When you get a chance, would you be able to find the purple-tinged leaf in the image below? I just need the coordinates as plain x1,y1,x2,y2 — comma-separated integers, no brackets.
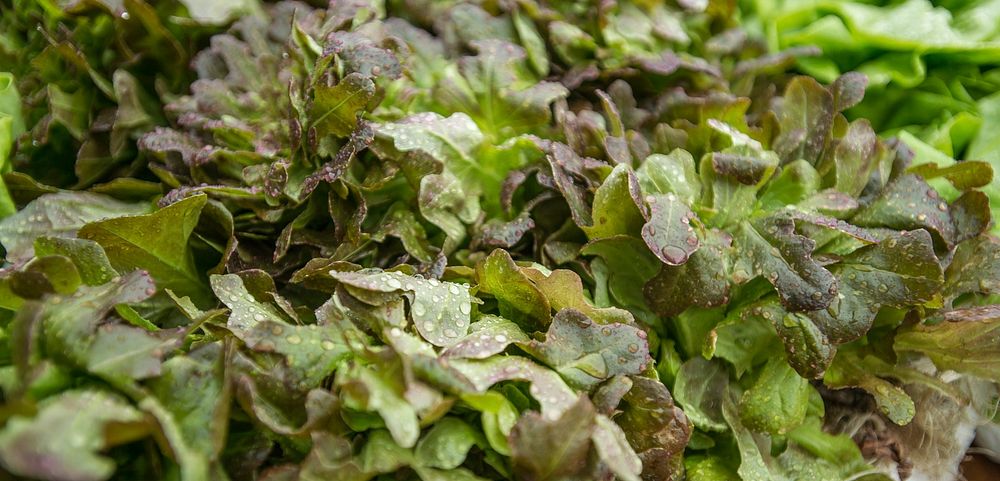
518,309,651,390
829,72,868,112
774,76,835,164
642,194,700,265
733,215,837,312
644,228,732,318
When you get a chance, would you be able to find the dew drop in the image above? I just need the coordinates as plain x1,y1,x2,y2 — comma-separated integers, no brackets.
448,284,462,295
270,325,284,336
321,340,336,351
412,302,426,316
286,335,302,345
494,334,507,343
660,245,686,263
444,328,458,338
386,278,403,289
459,303,471,315
253,313,267,322
627,343,639,353
423,322,436,332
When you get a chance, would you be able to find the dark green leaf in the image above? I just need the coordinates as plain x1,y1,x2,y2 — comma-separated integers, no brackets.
415,417,479,470
581,236,661,313
738,357,810,435
851,174,954,249
808,230,942,343
79,195,208,303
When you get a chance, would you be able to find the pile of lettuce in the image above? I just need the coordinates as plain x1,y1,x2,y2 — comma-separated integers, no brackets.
742,0,1000,235
0,1,998,480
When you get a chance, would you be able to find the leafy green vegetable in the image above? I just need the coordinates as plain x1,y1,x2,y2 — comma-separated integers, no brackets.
0,390,149,481
0,1,997,480
509,396,597,481
738,358,811,435
895,306,1000,383
518,308,650,390
0,192,149,264
79,195,208,302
